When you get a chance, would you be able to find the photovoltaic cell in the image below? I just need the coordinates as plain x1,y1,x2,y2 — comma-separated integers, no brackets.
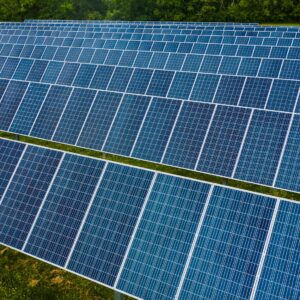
238,58,261,76
103,94,151,156
0,80,28,130
126,69,153,94
197,106,251,177
108,67,133,92
234,111,291,185
118,174,210,300
56,62,80,85
147,70,174,97
0,57,19,78
168,72,196,99
132,98,181,162
73,64,97,88
24,154,105,266
90,65,114,90
53,88,96,145
68,163,153,286
179,187,275,300
0,146,62,249
26,60,48,82
0,139,25,199
163,102,214,169
13,59,34,80
41,61,63,84
30,85,72,140
9,83,49,135
255,201,300,300
77,91,123,150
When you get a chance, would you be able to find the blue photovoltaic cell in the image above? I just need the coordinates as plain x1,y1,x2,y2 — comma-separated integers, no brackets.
108,67,133,92
190,74,220,102
239,78,272,109
197,106,251,177
200,55,222,73
179,187,275,300
134,52,152,68
0,139,25,198
132,98,181,162
90,65,114,90
266,80,300,113
280,60,300,80
118,174,210,300
0,57,19,78
41,61,64,84
234,111,291,185
218,56,240,75
68,163,153,286
13,59,34,80
77,91,123,150
119,51,137,67
105,50,122,65
147,70,174,97
149,52,168,69
163,102,214,169
30,86,72,140
165,54,185,71
26,60,48,82
255,201,300,300
258,59,282,78
9,83,49,135
275,115,300,192
53,88,96,145
182,54,202,72
126,69,153,94
73,64,97,88
168,72,196,99
0,78,9,98
0,80,28,130
103,94,151,156
24,154,105,266
214,76,245,105
238,58,261,77
0,146,62,250
56,63,80,85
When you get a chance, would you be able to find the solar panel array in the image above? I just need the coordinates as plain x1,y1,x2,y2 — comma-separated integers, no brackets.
0,138,299,300
0,20,299,193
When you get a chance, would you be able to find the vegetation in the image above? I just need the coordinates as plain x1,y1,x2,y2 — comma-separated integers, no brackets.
0,0,299,23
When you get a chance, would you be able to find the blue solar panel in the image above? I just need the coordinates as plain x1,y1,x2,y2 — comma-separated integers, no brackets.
126,69,153,94
103,95,151,156
197,106,251,177
0,78,9,98
190,74,220,102
214,76,245,105
168,72,196,99
182,54,202,72
0,139,25,198
77,91,122,150
162,102,214,169
9,83,49,135
41,61,63,84
238,58,261,76
108,67,133,92
178,187,275,300
73,64,97,88
266,80,300,113
52,88,97,145
200,55,222,73
13,59,34,80
0,80,28,131
218,56,241,75
68,163,153,286
149,52,169,69
56,62,80,85
239,78,272,109
30,85,72,140
280,60,300,80
275,115,300,192
147,70,174,97
117,174,210,300
132,98,181,162
255,201,300,300
90,65,114,90
0,57,19,78
0,146,62,249
24,154,105,266
234,111,291,185
258,59,282,78
26,60,48,81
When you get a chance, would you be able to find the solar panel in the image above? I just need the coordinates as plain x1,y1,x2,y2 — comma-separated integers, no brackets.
0,138,299,300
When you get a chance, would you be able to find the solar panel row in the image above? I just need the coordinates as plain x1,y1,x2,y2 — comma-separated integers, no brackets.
0,138,299,300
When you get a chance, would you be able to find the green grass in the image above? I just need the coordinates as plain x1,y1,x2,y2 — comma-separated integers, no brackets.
0,245,132,300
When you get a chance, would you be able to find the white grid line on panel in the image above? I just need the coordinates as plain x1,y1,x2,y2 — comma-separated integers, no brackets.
249,199,280,300
0,74,10,104
264,78,274,109
21,152,66,251
64,161,108,268
236,76,248,106
211,75,222,103
113,172,158,288
0,144,28,205
174,185,214,300
231,109,254,177
179,53,188,72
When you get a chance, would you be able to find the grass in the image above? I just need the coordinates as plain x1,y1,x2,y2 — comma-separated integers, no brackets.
0,245,132,300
